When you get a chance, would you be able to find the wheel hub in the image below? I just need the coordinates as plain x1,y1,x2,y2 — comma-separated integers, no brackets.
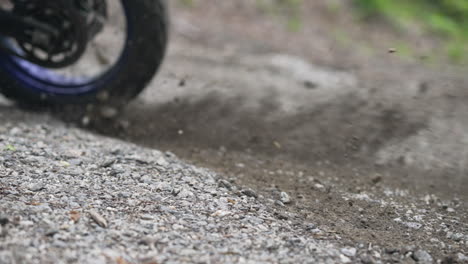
11,0,106,68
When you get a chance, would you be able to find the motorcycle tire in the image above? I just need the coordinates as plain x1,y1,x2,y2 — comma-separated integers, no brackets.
0,0,168,107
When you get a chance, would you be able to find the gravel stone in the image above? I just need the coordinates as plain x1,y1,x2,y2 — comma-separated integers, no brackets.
217,179,232,190
404,221,422,230
0,216,9,226
29,183,45,192
68,159,82,166
412,249,433,264
450,232,465,242
341,247,357,257
457,253,468,262
339,254,351,263
100,158,116,168
275,200,285,207
99,106,118,119
359,254,376,264
280,191,292,204
241,188,258,198
89,210,108,228
274,211,289,220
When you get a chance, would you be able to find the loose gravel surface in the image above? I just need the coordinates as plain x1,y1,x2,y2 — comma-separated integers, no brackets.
1,108,467,263
0,112,347,264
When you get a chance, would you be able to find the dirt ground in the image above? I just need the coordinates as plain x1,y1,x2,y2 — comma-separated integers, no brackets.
81,1,468,262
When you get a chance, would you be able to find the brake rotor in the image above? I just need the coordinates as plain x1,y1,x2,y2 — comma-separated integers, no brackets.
12,0,106,68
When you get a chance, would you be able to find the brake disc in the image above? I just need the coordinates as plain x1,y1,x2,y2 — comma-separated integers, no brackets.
11,0,106,68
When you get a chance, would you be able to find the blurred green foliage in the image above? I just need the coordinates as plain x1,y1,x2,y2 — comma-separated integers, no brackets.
176,0,467,62
178,0,194,7
354,0,468,62
255,0,303,31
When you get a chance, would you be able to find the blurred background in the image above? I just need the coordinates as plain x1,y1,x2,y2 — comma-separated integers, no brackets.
173,0,468,64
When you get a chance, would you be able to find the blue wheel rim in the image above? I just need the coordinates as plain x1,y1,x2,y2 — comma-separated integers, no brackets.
0,0,131,96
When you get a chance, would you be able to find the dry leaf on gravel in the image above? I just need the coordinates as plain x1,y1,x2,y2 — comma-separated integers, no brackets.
116,256,131,264
70,210,81,222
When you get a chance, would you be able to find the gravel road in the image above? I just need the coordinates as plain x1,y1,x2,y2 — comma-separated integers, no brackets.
0,110,350,264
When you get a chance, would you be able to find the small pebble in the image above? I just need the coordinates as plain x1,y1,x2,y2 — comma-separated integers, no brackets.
29,183,45,192
280,192,291,204
412,249,433,263
457,253,468,262
341,247,357,257
0,216,9,226
100,106,118,119
241,188,258,198
218,180,232,190
89,210,108,228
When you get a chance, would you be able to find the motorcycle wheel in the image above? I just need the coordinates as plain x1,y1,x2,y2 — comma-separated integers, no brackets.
0,0,168,107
